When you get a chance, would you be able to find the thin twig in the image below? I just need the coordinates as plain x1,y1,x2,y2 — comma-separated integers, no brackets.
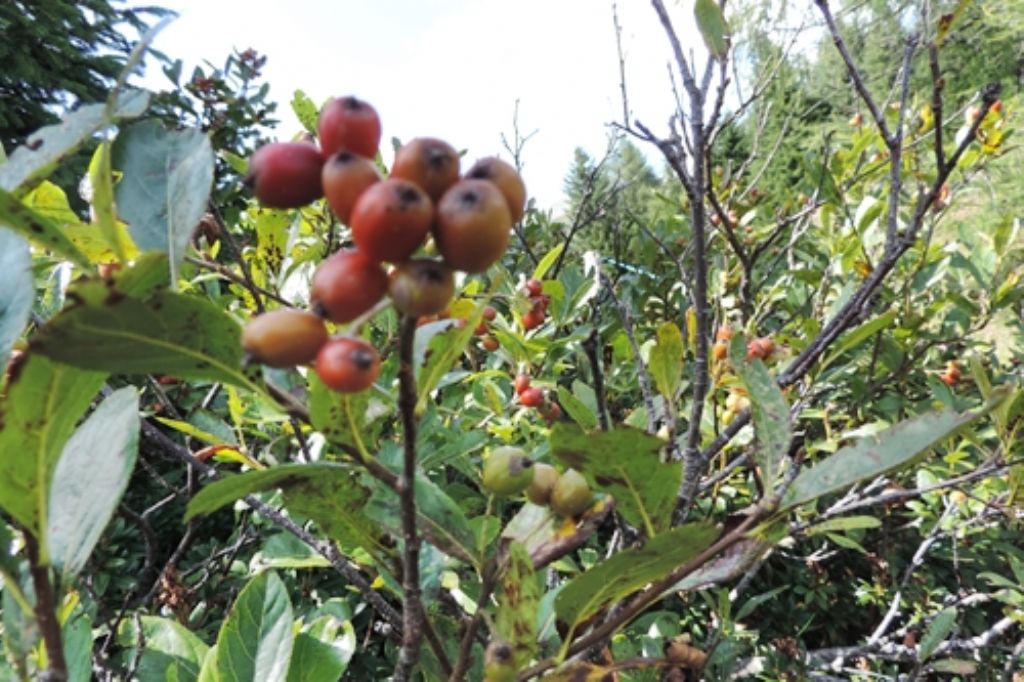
25,533,68,681
394,315,425,681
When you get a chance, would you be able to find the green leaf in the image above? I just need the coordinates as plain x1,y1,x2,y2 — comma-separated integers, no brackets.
532,244,564,281
61,606,92,682
184,463,391,562
821,310,897,371
22,181,139,264
694,0,730,59
154,417,228,446
729,337,790,492
930,659,976,674
554,523,717,632
196,645,217,682
366,472,479,566
0,187,92,269
286,632,349,682
0,354,105,536
556,386,598,431
648,322,684,400
116,615,210,682
734,586,788,621
824,532,867,554
309,374,384,452
550,423,679,534
87,140,133,263
806,516,881,535
782,403,995,511
30,281,261,392
290,90,320,135
2,566,36,669
112,120,214,282
495,542,540,669
417,283,501,413
501,502,558,561
257,534,331,571
0,229,32,369
214,572,294,682
0,89,150,195
46,387,139,579
918,607,957,660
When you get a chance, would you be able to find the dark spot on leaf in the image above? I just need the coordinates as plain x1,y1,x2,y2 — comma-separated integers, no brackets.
595,474,626,487
104,290,125,306
27,138,43,150
557,450,586,468
29,222,44,233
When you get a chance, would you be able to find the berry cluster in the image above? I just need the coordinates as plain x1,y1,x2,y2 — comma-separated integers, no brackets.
241,96,525,392
481,447,593,518
513,372,562,422
473,305,500,351
521,278,550,330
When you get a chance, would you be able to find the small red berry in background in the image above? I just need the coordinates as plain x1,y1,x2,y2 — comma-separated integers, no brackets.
514,373,531,396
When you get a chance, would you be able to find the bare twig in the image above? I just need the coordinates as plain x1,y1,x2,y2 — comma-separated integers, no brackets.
394,315,425,681
138,420,404,633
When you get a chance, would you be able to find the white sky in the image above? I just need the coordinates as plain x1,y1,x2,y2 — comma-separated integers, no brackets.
136,0,703,212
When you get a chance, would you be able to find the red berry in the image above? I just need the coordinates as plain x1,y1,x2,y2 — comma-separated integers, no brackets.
482,335,500,352
522,308,545,331
318,96,381,159
315,337,381,392
525,279,543,297
390,137,461,201
246,142,324,208
514,373,531,395
350,179,434,263
520,387,544,407
482,306,498,322
321,151,381,224
311,249,388,323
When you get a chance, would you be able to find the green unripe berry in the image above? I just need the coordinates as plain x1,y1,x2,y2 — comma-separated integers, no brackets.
550,468,593,517
482,447,534,497
526,463,559,506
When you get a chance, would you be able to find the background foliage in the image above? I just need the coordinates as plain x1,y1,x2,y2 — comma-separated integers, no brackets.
1,0,1023,680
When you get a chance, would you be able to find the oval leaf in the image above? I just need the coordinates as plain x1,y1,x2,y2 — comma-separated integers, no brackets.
550,423,680,534
0,90,149,194
112,120,214,280
729,335,790,492
30,281,260,392
0,228,32,368
0,354,106,535
495,542,540,668
695,0,730,59
554,523,718,631
46,387,139,579
648,322,684,400
214,571,294,682
116,615,209,682
0,187,92,269
782,403,996,511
